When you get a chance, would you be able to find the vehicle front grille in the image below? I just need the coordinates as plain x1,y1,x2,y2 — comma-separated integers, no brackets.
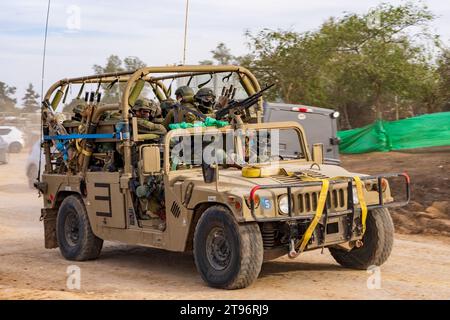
297,187,347,214
271,173,348,215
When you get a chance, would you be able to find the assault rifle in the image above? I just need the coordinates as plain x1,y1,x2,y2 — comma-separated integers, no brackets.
215,84,275,120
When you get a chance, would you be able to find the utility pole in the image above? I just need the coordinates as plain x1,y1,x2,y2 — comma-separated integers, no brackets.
182,0,190,65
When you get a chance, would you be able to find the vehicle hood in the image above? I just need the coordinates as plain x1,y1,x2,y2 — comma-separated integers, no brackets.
181,163,366,197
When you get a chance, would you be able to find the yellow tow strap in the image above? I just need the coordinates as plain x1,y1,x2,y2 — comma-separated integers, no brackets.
298,179,329,253
296,175,368,253
244,169,369,253
353,176,368,234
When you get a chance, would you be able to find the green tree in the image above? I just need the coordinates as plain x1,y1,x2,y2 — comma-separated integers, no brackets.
211,43,235,65
93,54,124,74
320,2,435,121
199,59,214,65
242,2,438,127
123,56,146,71
22,83,40,113
0,81,17,113
437,48,450,111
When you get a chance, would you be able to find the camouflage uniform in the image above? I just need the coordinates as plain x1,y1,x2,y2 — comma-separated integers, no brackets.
160,98,176,118
133,99,167,137
132,99,167,221
163,86,204,130
63,99,87,126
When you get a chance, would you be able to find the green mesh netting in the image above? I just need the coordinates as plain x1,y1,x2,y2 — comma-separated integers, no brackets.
338,112,450,154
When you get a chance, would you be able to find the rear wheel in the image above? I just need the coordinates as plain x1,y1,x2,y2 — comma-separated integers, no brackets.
9,142,22,153
329,208,394,269
193,205,263,289
56,195,103,261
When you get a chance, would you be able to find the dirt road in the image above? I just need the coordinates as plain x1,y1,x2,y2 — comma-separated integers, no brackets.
1,152,450,300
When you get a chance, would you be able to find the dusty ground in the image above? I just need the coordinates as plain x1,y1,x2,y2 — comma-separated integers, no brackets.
341,149,450,236
0,151,450,300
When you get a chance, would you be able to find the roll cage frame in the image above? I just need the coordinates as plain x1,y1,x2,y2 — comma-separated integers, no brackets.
42,65,263,176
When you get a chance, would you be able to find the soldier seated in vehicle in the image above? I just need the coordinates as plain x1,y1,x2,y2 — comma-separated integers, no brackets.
160,98,176,118
162,86,205,130
149,101,164,125
133,98,167,139
131,99,167,221
62,100,87,131
194,87,216,116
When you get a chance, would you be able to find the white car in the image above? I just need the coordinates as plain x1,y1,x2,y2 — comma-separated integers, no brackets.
26,141,44,188
0,126,25,153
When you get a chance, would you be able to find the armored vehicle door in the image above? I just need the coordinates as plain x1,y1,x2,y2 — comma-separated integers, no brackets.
85,172,126,229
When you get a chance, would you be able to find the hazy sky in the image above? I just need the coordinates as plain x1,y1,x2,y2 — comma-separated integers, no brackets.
1,0,449,102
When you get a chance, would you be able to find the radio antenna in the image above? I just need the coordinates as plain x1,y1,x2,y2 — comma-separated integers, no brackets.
37,0,51,187
41,0,51,99
182,0,190,65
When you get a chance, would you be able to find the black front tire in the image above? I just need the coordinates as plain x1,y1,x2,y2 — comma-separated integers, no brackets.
193,205,263,289
56,195,103,261
329,208,394,269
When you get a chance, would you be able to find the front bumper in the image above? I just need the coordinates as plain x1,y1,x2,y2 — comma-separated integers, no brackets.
249,173,411,223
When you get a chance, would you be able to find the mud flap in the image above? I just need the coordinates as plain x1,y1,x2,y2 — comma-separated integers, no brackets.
41,209,58,249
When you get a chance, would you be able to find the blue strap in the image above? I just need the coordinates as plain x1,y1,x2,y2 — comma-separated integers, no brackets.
44,133,119,141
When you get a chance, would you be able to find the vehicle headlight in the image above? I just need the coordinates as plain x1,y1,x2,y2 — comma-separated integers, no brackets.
352,187,359,205
278,195,290,215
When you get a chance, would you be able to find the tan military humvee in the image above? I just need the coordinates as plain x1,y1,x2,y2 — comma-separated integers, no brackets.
36,65,410,289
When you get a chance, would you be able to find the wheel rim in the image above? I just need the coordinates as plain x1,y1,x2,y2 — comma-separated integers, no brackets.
206,227,231,271
64,211,80,247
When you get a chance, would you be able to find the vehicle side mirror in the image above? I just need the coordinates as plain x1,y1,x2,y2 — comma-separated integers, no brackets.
312,143,324,164
141,145,161,174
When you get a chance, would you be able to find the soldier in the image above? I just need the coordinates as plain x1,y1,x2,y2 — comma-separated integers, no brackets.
132,98,167,138
162,86,205,130
194,87,216,115
160,98,176,118
131,99,167,221
148,100,164,125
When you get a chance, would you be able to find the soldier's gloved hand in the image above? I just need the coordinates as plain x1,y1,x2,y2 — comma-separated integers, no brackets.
216,85,237,109
216,95,229,110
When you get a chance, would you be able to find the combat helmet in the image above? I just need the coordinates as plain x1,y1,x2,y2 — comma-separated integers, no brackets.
195,87,216,105
194,87,216,113
132,98,153,112
175,86,195,102
72,99,87,115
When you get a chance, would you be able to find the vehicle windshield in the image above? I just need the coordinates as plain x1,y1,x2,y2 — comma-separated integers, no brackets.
168,127,305,171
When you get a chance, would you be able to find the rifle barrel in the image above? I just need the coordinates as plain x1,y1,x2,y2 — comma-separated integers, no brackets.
215,84,274,119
